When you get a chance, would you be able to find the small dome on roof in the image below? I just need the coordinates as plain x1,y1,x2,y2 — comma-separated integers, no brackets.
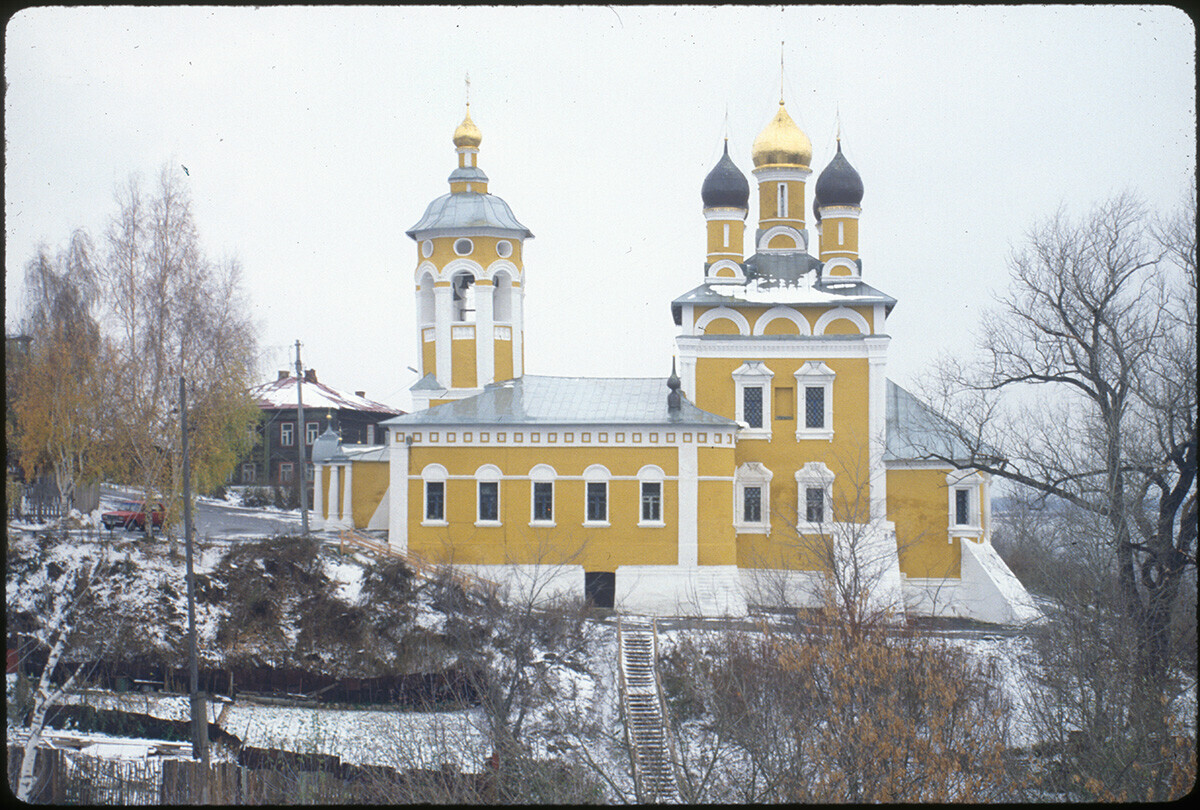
701,141,750,209
751,100,812,167
453,106,482,148
814,140,864,208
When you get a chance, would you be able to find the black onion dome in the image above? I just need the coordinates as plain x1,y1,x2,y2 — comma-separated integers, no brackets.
701,141,750,209
814,141,864,207
812,193,822,223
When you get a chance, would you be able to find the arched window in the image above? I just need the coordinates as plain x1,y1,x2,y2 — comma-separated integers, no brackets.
493,271,513,323
451,271,476,322
529,464,556,526
583,464,611,526
637,465,666,527
418,272,436,325
421,464,448,525
475,464,502,526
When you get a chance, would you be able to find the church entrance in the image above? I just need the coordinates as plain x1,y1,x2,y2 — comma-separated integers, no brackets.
584,571,616,608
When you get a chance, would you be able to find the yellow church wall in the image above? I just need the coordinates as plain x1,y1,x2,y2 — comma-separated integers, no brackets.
703,317,742,335
421,337,436,380
425,235,523,269
450,336,477,389
886,468,961,579
757,180,806,222
494,337,514,381
692,354,874,571
697,445,737,565
318,467,333,518
706,219,745,256
404,444,684,571
350,461,390,528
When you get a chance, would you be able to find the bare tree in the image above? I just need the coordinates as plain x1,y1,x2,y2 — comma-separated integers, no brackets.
13,555,105,801
101,165,259,539
922,192,1196,698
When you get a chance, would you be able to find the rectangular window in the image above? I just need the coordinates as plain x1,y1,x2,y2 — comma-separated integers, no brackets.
279,462,294,483
805,386,825,429
744,387,763,428
743,486,762,523
306,422,319,444
241,463,256,484
775,386,794,420
305,463,314,481
478,481,499,522
955,489,970,526
426,481,445,521
641,482,662,522
806,487,825,524
723,222,730,247
586,482,607,522
280,422,294,446
533,482,553,522
778,182,788,217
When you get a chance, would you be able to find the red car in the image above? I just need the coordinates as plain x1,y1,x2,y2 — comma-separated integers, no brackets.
102,501,166,531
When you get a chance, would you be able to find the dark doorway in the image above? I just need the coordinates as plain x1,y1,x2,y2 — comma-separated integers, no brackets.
584,571,616,608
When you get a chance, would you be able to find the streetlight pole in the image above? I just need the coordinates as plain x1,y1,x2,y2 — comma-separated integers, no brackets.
295,341,309,536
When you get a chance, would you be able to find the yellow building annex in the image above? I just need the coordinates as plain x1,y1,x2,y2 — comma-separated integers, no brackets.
311,96,1040,622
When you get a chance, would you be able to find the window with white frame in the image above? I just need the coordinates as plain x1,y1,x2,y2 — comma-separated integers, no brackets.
280,422,294,446
637,465,666,527
734,462,772,532
279,462,294,483
732,362,774,438
583,464,611,526
306,422,319,444
529,464,556,526
475,464,501,525
795,461,835,531
422,464,448,525
946,470,984,537
241,463,256,484
794,361,835,440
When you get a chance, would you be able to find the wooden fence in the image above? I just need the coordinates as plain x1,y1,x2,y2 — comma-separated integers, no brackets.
8,745,490,804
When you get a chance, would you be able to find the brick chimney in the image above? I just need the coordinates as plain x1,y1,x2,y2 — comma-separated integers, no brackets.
304,369,317,383
355,391,366,398
277,370,289,380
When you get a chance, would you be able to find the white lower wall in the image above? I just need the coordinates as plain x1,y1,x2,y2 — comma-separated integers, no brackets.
902,541,1042,624
615,565,748,617
457,564,585,608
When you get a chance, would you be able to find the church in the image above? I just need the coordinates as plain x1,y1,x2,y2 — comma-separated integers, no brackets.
310,94,1040,623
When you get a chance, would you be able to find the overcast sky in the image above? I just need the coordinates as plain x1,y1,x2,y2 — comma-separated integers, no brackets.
5,5,1195,409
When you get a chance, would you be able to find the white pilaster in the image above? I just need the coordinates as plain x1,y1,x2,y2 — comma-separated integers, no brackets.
434,285,453,387
341,463,354,527
865,336,890,522
511,286,524,378
475,282,494,387
312,463,325,529
388,438,409,553
327,466,341,528
678,442,699,566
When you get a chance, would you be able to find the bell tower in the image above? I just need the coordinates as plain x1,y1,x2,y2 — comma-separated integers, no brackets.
406,104,534,408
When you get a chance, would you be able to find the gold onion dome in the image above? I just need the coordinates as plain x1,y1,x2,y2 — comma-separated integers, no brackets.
452,106,482,148
751,100,812,167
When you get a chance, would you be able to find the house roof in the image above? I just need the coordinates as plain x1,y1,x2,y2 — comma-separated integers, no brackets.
672,275,896,324
251,375,403,415
885,380,993,463
382,375,738,428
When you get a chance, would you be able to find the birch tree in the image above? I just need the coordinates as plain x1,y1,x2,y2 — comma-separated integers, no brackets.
12,231,117,512
102,165,259,536
15,557,104,802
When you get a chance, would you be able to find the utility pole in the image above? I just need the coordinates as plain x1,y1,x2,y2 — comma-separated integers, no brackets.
295,340,310,536
180,377,209,790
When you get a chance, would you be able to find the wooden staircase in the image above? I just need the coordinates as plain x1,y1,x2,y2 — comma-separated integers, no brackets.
618,618,680,803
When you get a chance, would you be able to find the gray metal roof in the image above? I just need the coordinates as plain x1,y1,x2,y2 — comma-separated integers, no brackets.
885,380,982,462
410,372,444,392
671,277,897,325
382,375,738,428
406,191,533,239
